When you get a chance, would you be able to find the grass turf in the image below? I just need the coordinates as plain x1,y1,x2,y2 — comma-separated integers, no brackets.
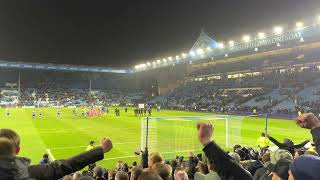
0,107,311,169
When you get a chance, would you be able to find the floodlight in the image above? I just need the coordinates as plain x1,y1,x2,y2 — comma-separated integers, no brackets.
163,58,167,62
217,43,224,48
152,61,156,64
225,53,228,57
156,59,161,63
229,41,235,47
258,32,266,39
168,57,173,61
135,65,139,69
242,35,251,42
146,62,151,66
189,51,196,56
274,26,283,35
181,53,187,58
176,55,180,60
196,48,204,55
296,22,304,29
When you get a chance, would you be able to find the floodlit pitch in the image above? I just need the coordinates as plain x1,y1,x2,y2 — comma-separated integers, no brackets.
0,107,311,168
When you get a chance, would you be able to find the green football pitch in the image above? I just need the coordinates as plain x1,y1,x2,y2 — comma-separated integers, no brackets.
0,107,311,169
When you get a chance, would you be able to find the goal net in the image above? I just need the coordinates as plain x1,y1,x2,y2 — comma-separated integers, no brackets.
141,115,243,159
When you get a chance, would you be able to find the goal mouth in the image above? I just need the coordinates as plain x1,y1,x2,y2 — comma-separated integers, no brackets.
141,115,243,160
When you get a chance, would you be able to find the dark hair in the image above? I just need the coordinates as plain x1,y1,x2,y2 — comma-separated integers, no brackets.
151,163,171,180
0,137,14,155
233,144,242,152
132,161,137,166
131,166,143,180
199,162,209,174
43,153,49,158
0,129,20,147
138,171,162,180
115,171,129,180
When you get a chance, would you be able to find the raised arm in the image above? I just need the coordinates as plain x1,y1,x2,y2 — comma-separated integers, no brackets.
267,135,286,149
197,123,253,180
296,113,320,155
29,138,112,180
294,139,310,149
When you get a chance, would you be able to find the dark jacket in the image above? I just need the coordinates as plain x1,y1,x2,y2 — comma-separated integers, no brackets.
311,127,320,155
247,160,263,176
203,141,253,180
268,136,309,156
28,147,104,180
0,156,33,180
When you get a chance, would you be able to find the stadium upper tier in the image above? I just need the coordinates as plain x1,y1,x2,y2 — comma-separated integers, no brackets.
134,18,320,72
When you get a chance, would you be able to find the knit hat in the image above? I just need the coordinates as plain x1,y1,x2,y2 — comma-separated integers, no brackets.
270,149,293,165
272,158,292,180
290,155,320,180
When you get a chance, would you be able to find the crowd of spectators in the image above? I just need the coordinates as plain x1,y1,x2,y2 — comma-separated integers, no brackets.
154,69,320,117
1,113,320,180
0,82,144,107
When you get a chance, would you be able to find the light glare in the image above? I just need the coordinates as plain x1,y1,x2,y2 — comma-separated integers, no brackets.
242,35,251,42
274,26,283,35
258,32,266,39
296,22,304,28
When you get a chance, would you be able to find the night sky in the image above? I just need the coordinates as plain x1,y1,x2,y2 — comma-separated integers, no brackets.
0,0,319,67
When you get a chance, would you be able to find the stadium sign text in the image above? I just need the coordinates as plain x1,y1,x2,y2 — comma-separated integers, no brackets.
231,31,301,52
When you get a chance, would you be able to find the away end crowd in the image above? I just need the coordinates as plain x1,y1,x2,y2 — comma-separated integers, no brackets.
0,113,320,180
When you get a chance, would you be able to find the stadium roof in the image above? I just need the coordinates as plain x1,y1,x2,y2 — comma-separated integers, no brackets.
0,60,131,74
133,15,320,72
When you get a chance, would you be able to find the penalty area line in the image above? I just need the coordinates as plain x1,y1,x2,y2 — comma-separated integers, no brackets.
46,149,56,161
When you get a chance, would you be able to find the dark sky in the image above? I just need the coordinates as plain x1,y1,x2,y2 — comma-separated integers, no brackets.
0,0,319,68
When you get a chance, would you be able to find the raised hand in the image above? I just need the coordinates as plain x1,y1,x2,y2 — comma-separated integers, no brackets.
197,122,213,146
295,113,320,130
100,138,113,153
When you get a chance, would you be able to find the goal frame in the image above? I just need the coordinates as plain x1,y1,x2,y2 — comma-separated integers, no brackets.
140,116,231,153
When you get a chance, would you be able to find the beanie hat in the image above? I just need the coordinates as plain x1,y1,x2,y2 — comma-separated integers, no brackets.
272,158,292,180
290,155,320,180
270,149,293,165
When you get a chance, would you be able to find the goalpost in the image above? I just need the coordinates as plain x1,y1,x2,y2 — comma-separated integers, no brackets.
141,115,243,159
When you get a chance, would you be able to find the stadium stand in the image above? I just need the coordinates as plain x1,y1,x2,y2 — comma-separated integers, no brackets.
2,16,320,180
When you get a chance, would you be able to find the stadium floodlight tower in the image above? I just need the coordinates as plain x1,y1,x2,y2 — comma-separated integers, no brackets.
141,115,243,159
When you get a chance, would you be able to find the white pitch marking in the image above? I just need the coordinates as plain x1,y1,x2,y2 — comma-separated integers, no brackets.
46,149,56,161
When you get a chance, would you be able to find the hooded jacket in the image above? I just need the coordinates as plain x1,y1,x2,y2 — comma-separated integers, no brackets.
0,156,33,180
0,147,104,180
